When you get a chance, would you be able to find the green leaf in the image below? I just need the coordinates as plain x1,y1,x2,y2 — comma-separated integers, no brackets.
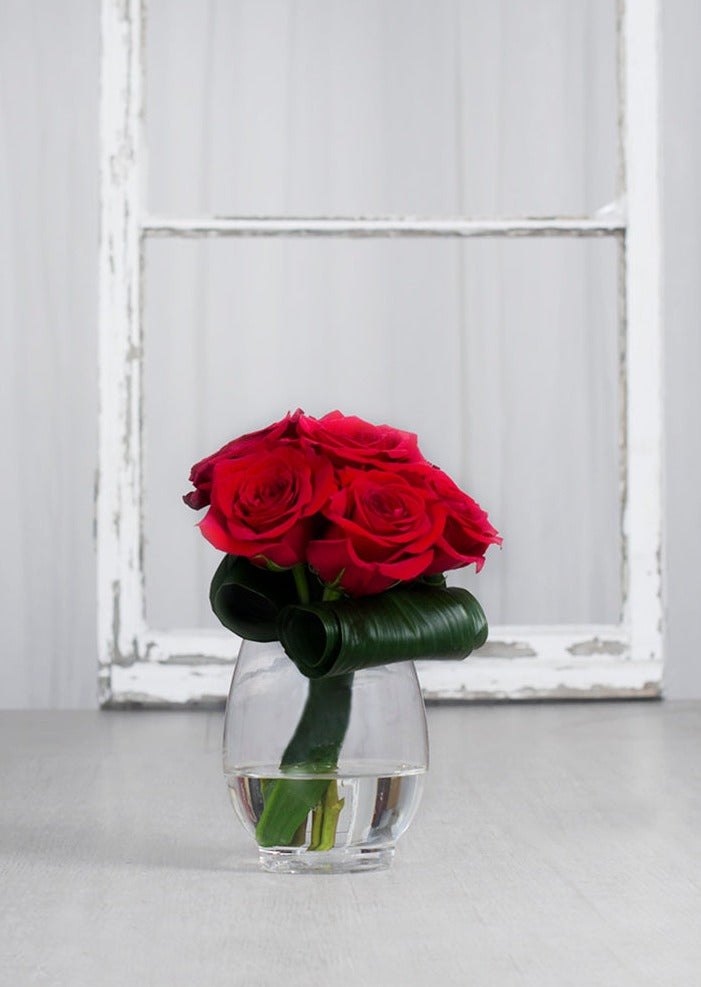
255,777,331,847
278,584,488,679
279,674,353,768
209,555,297,642
255,674,353,847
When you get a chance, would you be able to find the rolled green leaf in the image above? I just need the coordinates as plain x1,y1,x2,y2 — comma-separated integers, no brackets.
278,585,488,679
279,674,354,768
209,555,297,642
255,674,353,847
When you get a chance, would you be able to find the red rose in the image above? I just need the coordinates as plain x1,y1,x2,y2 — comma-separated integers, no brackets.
306,467,445,596
183,410,302,510
415,465,502,575
198,445,335,568
298,410,424,468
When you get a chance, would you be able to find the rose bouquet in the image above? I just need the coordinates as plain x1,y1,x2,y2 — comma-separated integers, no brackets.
185,409,500,855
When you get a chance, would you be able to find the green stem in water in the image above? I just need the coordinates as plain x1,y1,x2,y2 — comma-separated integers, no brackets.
290,816,309,847
314,780,345,852
255,569,351,850
307,781,345,852
255,777,330,848
309,801,324,851
255,674,353,848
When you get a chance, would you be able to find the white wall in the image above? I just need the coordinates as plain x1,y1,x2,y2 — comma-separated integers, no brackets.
0,1,98,707
0,1,697,706
142,0,621,637
661,0,701,699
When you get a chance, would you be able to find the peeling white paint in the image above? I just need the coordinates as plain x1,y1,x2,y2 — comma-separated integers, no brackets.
97,0,664,705
105,654,662,707
416,655,661,701
109,662,235,706
620,0,664,665
141,214,627,239
567,638,628,657
98,0,145,689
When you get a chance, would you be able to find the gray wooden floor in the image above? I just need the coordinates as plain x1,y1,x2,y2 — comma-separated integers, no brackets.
2,703,700,986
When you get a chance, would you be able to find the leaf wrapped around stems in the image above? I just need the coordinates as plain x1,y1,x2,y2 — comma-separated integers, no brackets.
255,674,353,847
278,585,488,679
209,555,297,642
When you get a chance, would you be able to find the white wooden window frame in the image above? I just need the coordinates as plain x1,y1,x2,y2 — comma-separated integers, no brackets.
98,0,663,705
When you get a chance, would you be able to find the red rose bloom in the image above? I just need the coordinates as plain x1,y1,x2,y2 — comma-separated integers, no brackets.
298,410,424,468
306,467,445,596
414,465,502,575
198,445,335,568
183,410,302,510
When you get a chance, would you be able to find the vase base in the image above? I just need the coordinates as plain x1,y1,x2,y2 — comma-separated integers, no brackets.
258,845,395,874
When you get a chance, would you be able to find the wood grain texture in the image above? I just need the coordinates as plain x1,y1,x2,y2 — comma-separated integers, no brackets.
97,0,146,704
102,0,662,704
0,1,700,705
144,237,622,633
104,0,630,703
142,0,621,636
661,0,701,699
145,0,617,218
0,1,99,708
2,704,701,985
143,216,626,237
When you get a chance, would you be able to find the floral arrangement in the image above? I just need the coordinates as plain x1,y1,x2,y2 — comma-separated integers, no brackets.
184,409,500,848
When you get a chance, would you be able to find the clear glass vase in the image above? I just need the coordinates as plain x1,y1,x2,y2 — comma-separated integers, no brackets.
223,639,428,873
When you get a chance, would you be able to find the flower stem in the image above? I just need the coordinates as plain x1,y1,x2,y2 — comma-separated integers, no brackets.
322,586,342,602
309,801,324,850
315,780,345,851
255,675,353,849
292,564,310,605
307,781,345,852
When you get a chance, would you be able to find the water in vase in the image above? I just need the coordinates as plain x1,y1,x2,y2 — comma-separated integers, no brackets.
227,764,425,872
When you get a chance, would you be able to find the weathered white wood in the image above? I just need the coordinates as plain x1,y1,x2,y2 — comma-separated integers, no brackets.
108,653,661,706
97,1,663,705
106,624,661,706
110,661,235,706
142,214,626,239
0,3,689,709
416,656,661,700
139,628,241,663
136,624,628,665
97,0,145,703
621,0,664,662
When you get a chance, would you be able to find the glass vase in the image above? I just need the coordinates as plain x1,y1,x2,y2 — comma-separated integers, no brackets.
223,638,428,873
